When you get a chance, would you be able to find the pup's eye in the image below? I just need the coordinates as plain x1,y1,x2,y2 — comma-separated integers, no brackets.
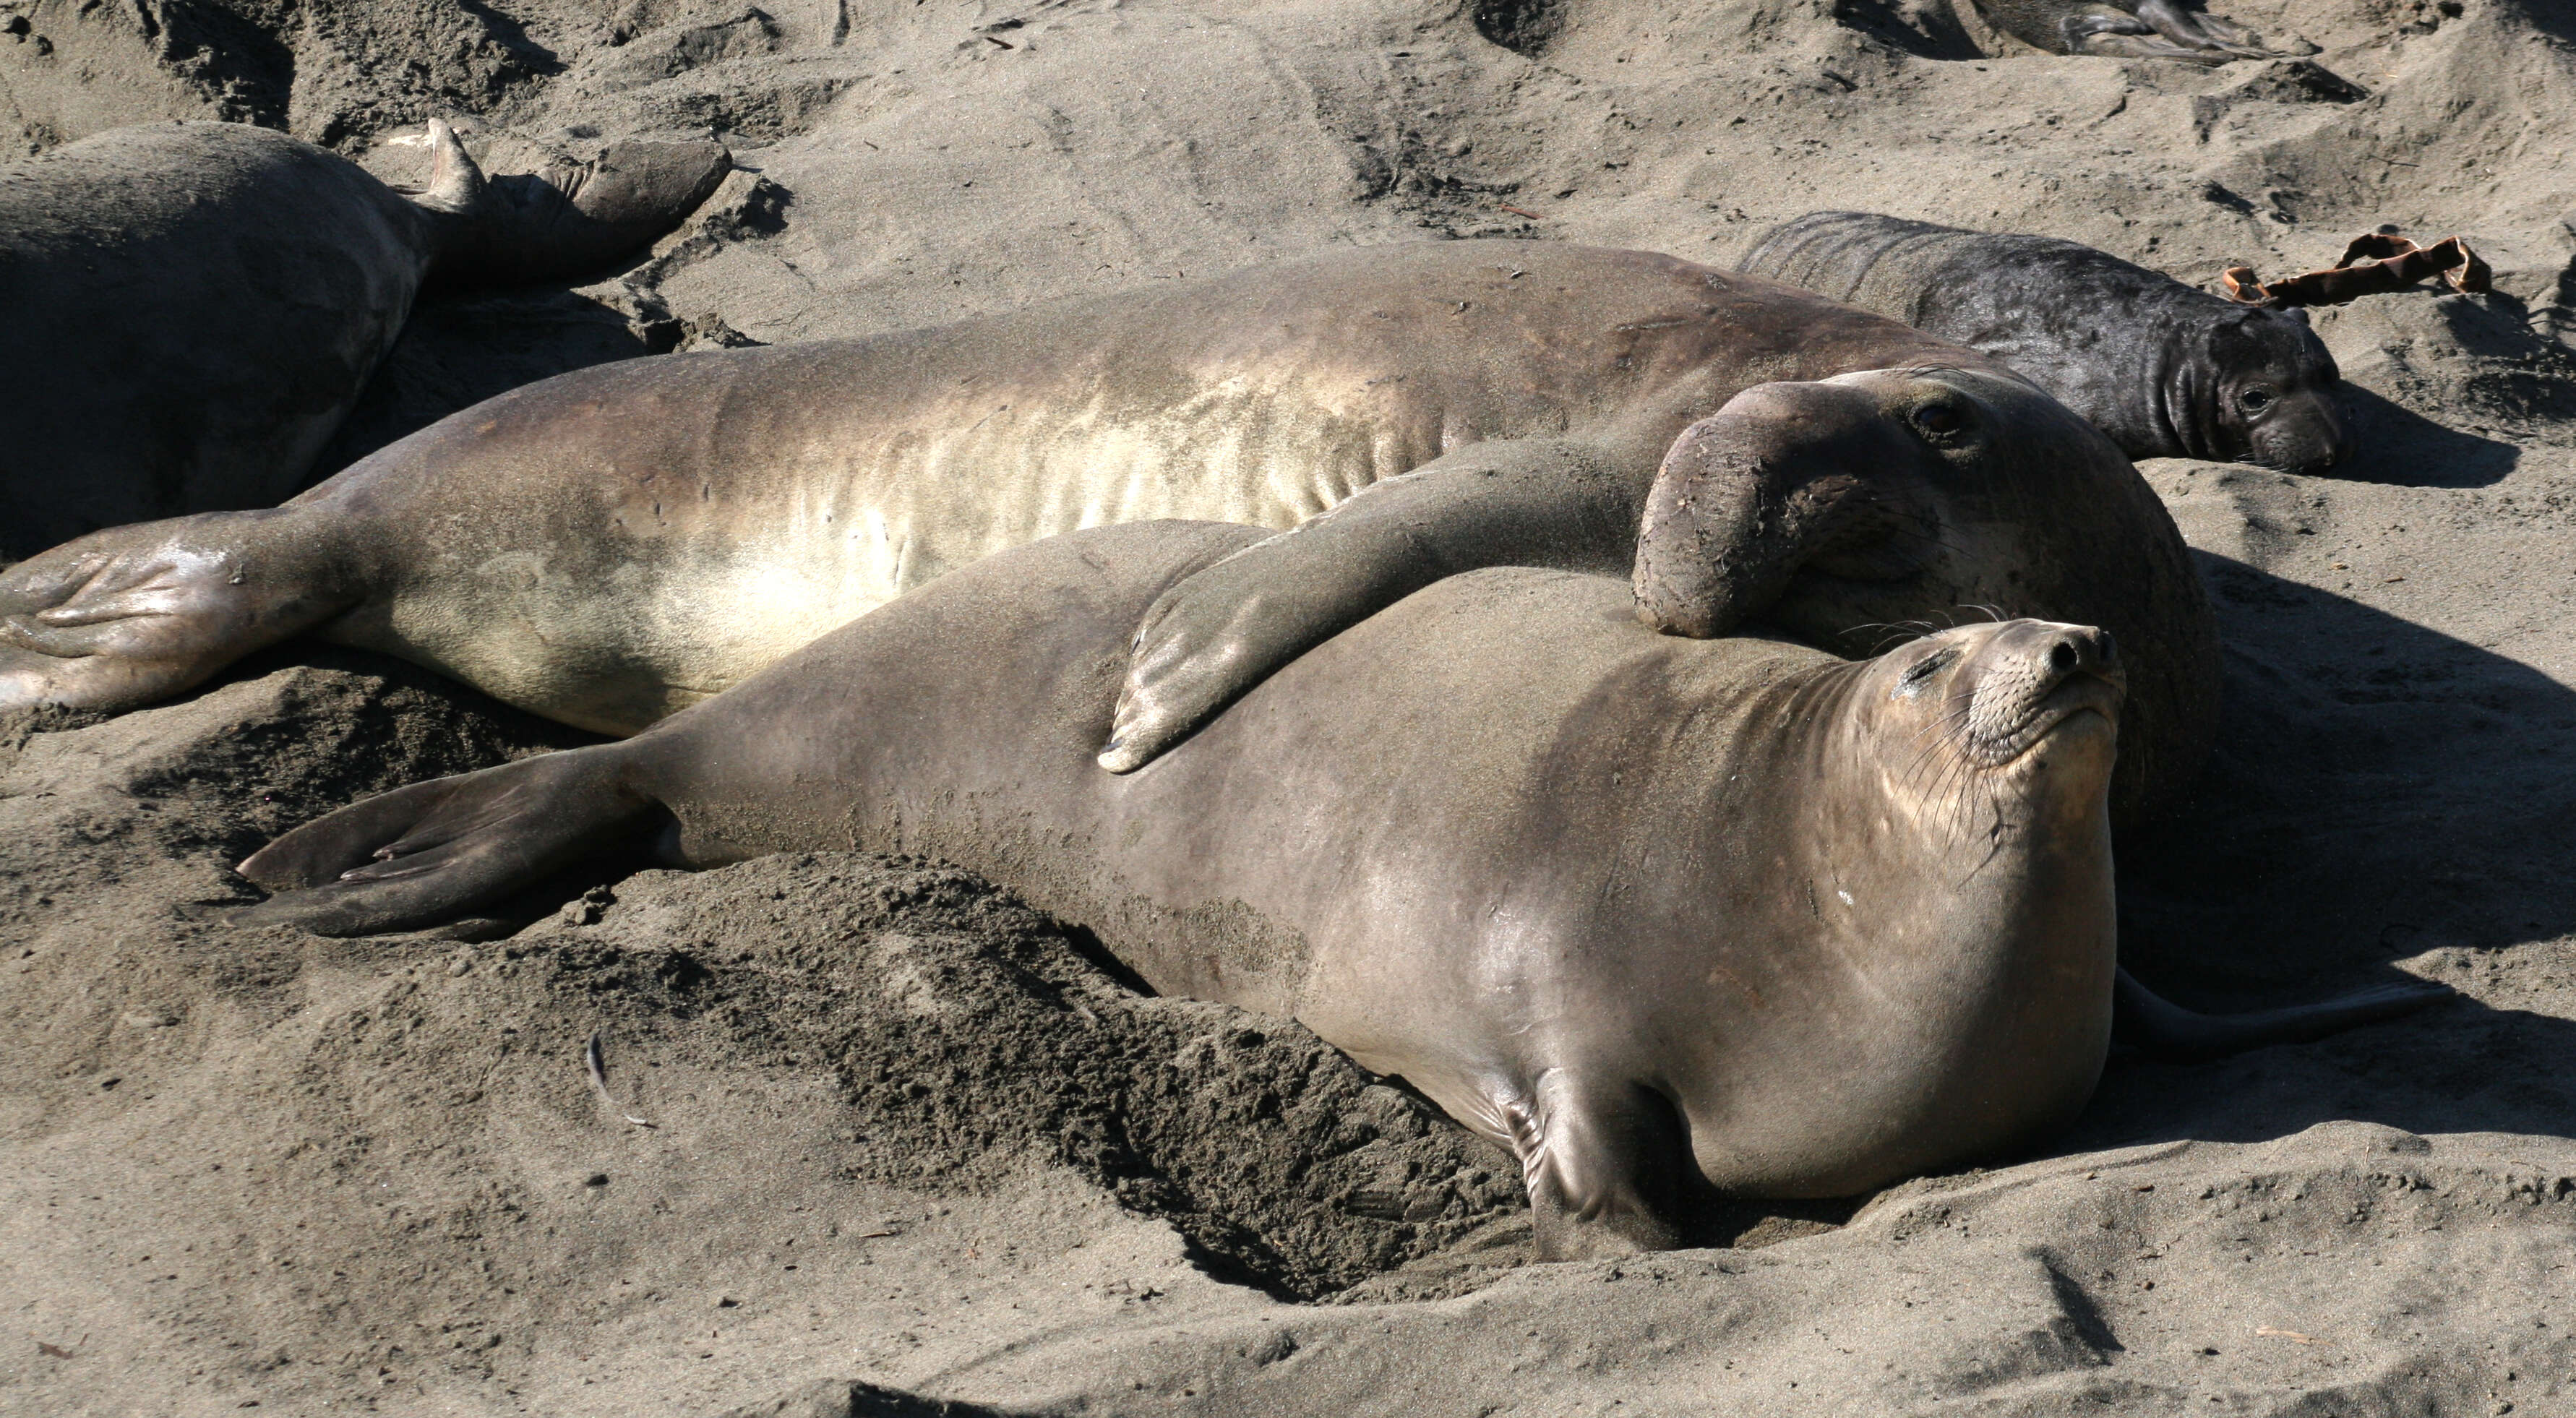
2241,387,2275,412
1911,403,1965,437
1897,648,1955,692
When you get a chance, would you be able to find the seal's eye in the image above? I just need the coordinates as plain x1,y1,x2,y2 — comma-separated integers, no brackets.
2241,387,2275,413
1910,403,1965,437
1894,647,1956,696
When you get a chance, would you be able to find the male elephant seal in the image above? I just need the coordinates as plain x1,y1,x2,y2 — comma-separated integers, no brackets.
0,119,727,557
1738,212,2348,473
0,241,2216,822
235,522,2444,1255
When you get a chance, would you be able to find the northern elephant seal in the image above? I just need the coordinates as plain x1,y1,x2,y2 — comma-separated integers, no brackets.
236,521,2444,1253
0,241,2216,822
0,119,727,556
1738,212,2348,473
239,521,2131,1256
1970,0,2290,61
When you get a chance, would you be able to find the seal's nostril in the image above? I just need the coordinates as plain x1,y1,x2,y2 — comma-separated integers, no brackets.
2049,643,2079,674
2096,631,2116,664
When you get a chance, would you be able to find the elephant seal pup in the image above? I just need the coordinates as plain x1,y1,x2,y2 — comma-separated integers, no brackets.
0,120,727,557
1971,0,2289,62
1737,212,2348,473
237,523,2445,1250
0,241,2215,823
239,521,2134,1258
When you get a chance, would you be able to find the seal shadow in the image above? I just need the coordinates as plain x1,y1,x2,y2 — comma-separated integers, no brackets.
2327,384,2519,488
2085,551,2576,1149
306,288,686,483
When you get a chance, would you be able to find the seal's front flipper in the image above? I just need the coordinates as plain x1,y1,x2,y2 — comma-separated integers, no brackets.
1102,439,1641,773
236,749,663,937
2112,966,2454,1062
0,512,350,715
1508,1070,1691,1260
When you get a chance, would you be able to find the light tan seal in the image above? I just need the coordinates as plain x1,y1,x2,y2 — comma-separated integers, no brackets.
239,521,2132,1257
237,521,2447,1254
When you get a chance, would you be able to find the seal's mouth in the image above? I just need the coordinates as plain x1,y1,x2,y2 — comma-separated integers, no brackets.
1952,623,2127,769
1972,672,2124,768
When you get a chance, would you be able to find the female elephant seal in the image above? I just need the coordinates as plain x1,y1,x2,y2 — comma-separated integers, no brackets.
0,241,2217,825
239,522,2131,1257
237,522,2442,1252
1737,211,2348,473
0,119,726,556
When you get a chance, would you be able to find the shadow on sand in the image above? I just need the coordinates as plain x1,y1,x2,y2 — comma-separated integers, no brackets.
2088,550,2576,1150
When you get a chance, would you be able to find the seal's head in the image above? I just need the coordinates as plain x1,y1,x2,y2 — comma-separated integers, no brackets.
1628,362,2212,823
1852,619,2126,832
2192,307,2348,473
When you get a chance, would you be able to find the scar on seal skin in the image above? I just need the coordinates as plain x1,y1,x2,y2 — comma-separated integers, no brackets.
0,119,728,557
1738,211,2351,473
234,522,2451,1258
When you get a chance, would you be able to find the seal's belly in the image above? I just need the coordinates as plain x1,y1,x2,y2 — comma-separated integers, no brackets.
812,377,1434,603
387,377,1448,734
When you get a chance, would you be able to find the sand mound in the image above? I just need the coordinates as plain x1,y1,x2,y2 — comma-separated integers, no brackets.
4,0,2576,1412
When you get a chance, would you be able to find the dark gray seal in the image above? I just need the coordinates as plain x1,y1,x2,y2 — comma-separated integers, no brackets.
1737,211,2348,473
1972,0,2289,62
0,119,727,557
0,241,2216,824
234,522,2444,1256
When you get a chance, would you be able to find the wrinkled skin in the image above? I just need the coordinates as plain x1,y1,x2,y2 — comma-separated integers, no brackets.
1739,212,2350,473
237,523,2446,1256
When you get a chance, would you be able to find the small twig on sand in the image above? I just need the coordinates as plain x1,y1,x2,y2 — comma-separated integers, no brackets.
1499,204,1543,220
585,1031,657,1128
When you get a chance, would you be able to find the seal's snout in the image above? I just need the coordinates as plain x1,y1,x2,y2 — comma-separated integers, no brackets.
1957,621,2124,766
2043,625,2113,677
2249,396,2353,474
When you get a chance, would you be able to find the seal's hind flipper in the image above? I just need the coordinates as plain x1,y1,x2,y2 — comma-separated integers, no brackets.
2112,966,2455,1062
419,128,731,286
416,118,490,217
236,749,662,937
0,512,349,715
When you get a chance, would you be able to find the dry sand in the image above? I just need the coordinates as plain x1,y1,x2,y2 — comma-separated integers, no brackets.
5,0,2576,1413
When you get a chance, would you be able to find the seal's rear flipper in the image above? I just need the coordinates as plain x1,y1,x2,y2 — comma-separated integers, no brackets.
411,121,731,287
0,512,351,714
2112,966,2455,1062
416,118,489,217
236,749,664,937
